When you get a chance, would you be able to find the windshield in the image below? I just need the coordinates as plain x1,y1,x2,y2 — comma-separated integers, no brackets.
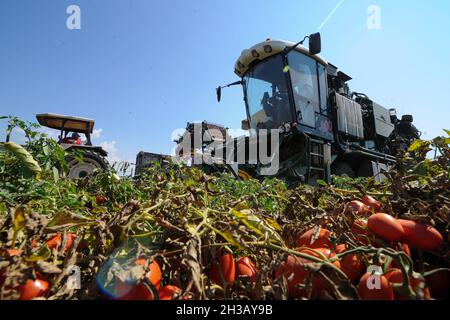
287,51,321,128
244,55,293,130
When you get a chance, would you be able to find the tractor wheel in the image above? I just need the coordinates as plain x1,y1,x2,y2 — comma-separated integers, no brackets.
66,151,108,179
332,162,355,178
357,161,374,178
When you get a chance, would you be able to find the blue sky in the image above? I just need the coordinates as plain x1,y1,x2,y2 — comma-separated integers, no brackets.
1,0,449,164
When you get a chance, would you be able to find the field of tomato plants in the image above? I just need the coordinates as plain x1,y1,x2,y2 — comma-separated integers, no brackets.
0,117,449,300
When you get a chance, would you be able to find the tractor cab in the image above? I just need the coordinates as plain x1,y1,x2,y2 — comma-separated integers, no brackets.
234,35,333,142
36,113,95,146
36,113,109,179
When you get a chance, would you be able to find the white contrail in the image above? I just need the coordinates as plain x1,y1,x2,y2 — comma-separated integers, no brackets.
317,0,345,31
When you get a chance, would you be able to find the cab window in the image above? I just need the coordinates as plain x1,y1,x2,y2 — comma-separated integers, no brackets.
287,51,320,128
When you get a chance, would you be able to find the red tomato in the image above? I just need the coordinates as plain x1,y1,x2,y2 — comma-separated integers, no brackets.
115,259,162,300
275,255,310,298
390,243,411,268
351,219,371,245
358,272,394,300
46,233,77,253
367,214,404,242
210,253,235,286
6,249,23,257
296,228,333,249
31,238,38,248
425,269,450,299
361,195,382,212
236,257,258,283
96,195,106,206
346,200,370,216
131,259,162,289
158,285,182,300
335,244,365,282
299,248,341,295
385,269,431,300
397,219,443,251
19,279,49,300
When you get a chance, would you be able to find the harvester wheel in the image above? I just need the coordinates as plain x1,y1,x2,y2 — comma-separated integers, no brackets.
332,162,355,178
66,151,108,179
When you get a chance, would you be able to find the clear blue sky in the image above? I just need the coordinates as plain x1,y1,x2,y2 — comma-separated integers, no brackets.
1,0,449,163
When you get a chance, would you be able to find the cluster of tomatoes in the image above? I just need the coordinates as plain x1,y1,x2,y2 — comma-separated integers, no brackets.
272,195,447,300
1,195,448,300
0,233,77,300
111,258,183,300
105,255,258,300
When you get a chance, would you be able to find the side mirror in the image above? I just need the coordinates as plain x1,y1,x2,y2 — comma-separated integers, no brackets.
309,32,321,55
216,86,222,102
241,119,250,131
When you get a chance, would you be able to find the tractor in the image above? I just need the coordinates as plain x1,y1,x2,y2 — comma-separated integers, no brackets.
36,113,109,179
136,33,420,186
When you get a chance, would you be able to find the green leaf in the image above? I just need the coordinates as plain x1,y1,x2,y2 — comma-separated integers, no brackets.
208,225,243,250
13,207,26,232
408,140,425,152
52,167,59,182
26,245,51,262
444,129,450,137
317,179,327,187
46,210,94,229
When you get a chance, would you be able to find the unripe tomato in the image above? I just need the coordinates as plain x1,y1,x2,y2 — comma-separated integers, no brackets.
361,195,382,212
358,272,394,300
275,255,310,298
367,214,404,242
96,195,106,206
385,269,431,300
296,228,333,249
158,285,182,300
115,259,162,300
346,200,370,216
397,219,443,251
46,233,77,253
210,253,235,286
19,279,49,300
236,257,258,283
335,244,365,282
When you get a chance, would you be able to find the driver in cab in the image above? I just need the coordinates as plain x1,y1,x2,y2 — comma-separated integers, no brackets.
259,81,292,129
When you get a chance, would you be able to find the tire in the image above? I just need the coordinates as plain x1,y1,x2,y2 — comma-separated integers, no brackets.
332,162,355,178
66,150,108,179
357,161,374,178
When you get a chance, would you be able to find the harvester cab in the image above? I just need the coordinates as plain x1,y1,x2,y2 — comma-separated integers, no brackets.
215,32,419,185
36,113,109,179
